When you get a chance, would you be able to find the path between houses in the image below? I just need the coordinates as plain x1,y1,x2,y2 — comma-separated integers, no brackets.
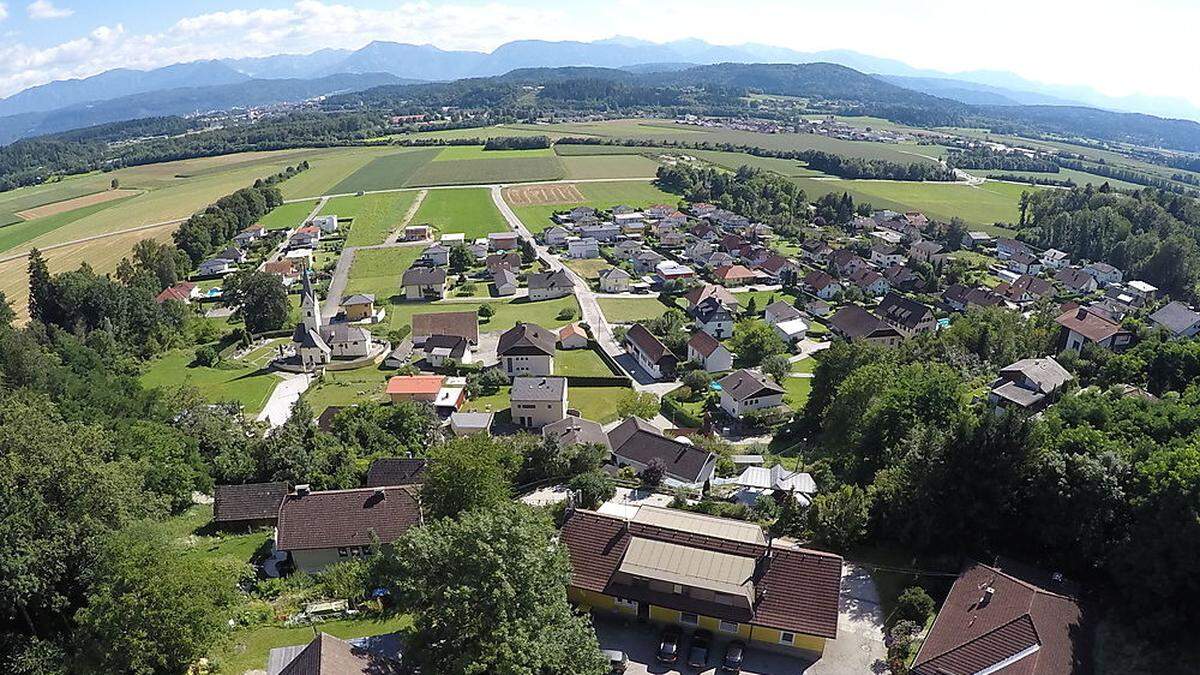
383,189,428,244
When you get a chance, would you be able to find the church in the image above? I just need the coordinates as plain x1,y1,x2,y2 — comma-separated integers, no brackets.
291,270,377,372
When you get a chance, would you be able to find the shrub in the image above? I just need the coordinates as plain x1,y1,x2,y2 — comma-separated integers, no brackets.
641,458,666,486
682,369,711,393
193,345,220,367
557,307,577,321
894,587,936,626
567,471,616,509
478,304,496,320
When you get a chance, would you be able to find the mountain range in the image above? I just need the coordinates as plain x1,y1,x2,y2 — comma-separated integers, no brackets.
0,37,1198,146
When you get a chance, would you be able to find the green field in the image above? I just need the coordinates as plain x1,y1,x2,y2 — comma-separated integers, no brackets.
791,177,1029,229
344,246,426,301
328,148,439,194
140,345,279,414
0,194,137,253
406,157,566,187
560,154,662,179
303,365,392,414
507,179,678,234
322,192,419,247
215,614,412,674
554,347,618,376
597,297,674,323
782,375,812,408
983,167,1146,192
411,188,508,238
691,149,828,177
563,258,611,280
257,200,318,230
0,175,117,226
384,295,581,336
553,144,652,156
433,145,556,160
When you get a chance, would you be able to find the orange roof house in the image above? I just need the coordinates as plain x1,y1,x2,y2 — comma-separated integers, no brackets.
385,375,445,403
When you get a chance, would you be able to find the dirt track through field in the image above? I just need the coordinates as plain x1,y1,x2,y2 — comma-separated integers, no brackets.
503,183,585,205
15,189,140,220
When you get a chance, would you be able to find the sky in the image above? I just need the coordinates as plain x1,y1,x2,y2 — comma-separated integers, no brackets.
0,0,1198,106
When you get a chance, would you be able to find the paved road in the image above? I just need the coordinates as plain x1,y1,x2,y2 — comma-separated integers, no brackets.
321,239,430,319
256,372,313,427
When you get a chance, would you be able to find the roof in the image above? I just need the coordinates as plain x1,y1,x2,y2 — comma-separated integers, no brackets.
878,292,933,330
412,311,478,344
528,269,573,290
1149,301,1200,335
1054,307,1121,342
598,267,631,281
999,358,1073,395
365,458,428,487
511,376,567,402
607,417,713,483
625,323,677,367
275,485,422,551
713,264,757,281
485,252,521,273
559,323,587,342
213,482,288,522
774,317,809,337
718,369,786,403
492,267,518,288
559,509,842,638
341,293,374,306
277,632,400,675
401,267,446,286
1055,268,1096,291
498,322,556,356
829,305,896,340
692,297,733,324
264,260,300,276
803,270,838,291
155,281,197,303
633,506,766,544
543,416,610,449
423,334,468,359
319,323,371,346
450,411,493,430
765,300,802,322
687,330,726,358
385,375,445,396
913,561,1091,675
684,284,738,309
734,465,816,493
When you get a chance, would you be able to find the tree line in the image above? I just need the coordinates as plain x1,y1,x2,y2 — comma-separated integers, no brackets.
483,135,551,150
945,146,1060,172
655,164,810,225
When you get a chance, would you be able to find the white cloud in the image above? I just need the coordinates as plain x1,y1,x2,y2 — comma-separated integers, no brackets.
27,0,73,20
0,3,8,22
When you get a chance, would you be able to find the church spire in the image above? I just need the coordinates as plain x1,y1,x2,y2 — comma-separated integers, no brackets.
300,265,322,332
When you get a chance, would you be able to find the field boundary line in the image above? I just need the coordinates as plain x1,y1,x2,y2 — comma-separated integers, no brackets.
385,189,427,244
0,218,184,264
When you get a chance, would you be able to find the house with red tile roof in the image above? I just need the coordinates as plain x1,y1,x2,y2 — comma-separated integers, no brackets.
713,264,759,287
560,506,842,659
1054,306,1133,352
154,281,199,304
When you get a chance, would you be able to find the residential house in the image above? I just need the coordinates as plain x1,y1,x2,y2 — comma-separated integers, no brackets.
719,234,745,254
1005,250,1042,275
411,311,478,346
848,268,890,296
275,484,421,574
385,375,447,404
961,230,993,249
654,260,695,282
908,240,946,264
805,299,832,317
289,226,321,249
401,267,447,300
849,215,875,231
718,370,786,417
989,357,1073,412
689,221,718,241
1125,280,1158,301
233,225,266,246
996,237,1029,260
713,264,758,287
994,275,1054,304
1055,267,1099,294
449,411,494,437
877,292,936,335
829,249,868,277
687,331,734,373
528,269,573,300
218,246,247,264
703,251,735,270
155,281,200,304
365,458,427,487
764,300,803,326
270,632,400,675
828,305,903,347
598,267,632,293
543,225,570,246
756,255,801,283
870,242,905,268
644,204,675,220
1149,300,1200,338
488,231,519,251
615,239,644,259
498,322,556,377
560,506,841,658
1055,305,1132,351
317,324,375,359
340,294,377,322
485,252,521,275
1041,248,1071,269
579,223,620,242
511,376,568,428
882,264,922,292
567,237,600,259
624,323,678,380
558,323,589,350
198,257,236,276
941,284,1003,312
1083,261,1123,286
632,249,666,275
659,231,687,248
404,224,431,241
690,202,717,217
869,229,903,246
492,268,519,296
607,417,717,486
725,465,816,506
772,318,809,347
422,334,472,367
469,239,489,259
802,270,842,300
212,481,288,528
684,284,739,312
691,297,735,339
440,233,465,245
800,239,833,263
564,206,597,222
310,215,338,233
911,560,1091,675
543,416,610,451
422,243,450,267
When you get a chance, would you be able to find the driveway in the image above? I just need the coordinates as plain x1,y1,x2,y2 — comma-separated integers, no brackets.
256,372,313,427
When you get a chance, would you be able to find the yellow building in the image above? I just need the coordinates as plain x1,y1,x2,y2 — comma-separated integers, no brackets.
560,506,841,659
340,293,377,322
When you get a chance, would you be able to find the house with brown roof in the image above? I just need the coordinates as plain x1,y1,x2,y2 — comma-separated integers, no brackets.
1055,306,1132,352
498,322,556,377
213,482,289,528
276,484,422,574
848,268,890,296
608,417,717,486
543,416,611,451
877,292,936,336
401,266,447,300
687,330,733,373
995,275,1054,304
684,284,739,312
941,284,1004,312
365,458,428,487
717,369,786,417
560,506,842,659
624,323,678,380
713,264,759,287
411,310,478,346
1055,267,1099,295
802,270,842,300
155,281,200,304
558,323,589,350
912,560,1092,675
270,632,400,675
828,305,903,347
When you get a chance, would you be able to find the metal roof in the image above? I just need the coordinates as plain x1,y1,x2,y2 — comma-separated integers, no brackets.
619,537,755,598
632,506,765,545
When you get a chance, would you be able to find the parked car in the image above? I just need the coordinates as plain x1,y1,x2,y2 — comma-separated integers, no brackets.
687,629,712,669
656,626,682,663
602,649,627,673
721,640,746,673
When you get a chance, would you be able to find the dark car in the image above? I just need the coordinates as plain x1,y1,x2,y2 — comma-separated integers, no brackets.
687,629,712,669
656,626,683,663
721,640,746,673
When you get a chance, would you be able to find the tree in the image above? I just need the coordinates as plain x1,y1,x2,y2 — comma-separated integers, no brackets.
223,270,289,333
110,178,119,190
421,435,519,520
682,369,711,394
894,587,935,626
0,290,14,328
75,522,238,675
193,345,220,367
478,303,496,321
449,244,473,274
642,457,666,486
744,295,758,317
568,471,616,509
376,504,607,675
255,400,358,490
729,318,787,366
616,390,659,420
328,401,439,460
761,354,790,384
807,484,870,551
27,248,52,324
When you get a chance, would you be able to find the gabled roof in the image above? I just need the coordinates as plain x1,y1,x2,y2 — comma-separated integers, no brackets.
877,292,933,330
1055,306,1121,342
365,458,428,487
278,632,400,675
401,266,446,286
543,416,610,449
1055,268,1096,292
625,323,677,367
412,310,479,344
385,375,444,396
765,300,803,322
511,376,567,402
828,305,897,340
275,485,422,551
803,269,838,291
598,266,631,281
155,281,197,303
688,330,726,358
912,561,1091,675
607,417,711,483
498,322,556,356
998,358,1073,395
423,334,468,359
559,322,587,342
684,284,738,309
691,297,733,324
528,269,573,290
713,264,757,282
341,293,375,306
718,369,785,402
213,482,288,522
1149,300,1200,335
492,267,519,288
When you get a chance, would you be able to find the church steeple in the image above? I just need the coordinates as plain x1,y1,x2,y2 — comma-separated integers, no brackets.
300,266,321,332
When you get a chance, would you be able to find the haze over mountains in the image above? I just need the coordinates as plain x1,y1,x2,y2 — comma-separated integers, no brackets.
0,36,1198,146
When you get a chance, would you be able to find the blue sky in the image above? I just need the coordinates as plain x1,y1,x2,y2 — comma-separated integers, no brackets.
1,0,1198,106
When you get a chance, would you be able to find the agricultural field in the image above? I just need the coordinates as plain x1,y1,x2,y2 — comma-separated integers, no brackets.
327,148,440,194
321,192,419,247
0,192,139,254
433,145,556,160
405,156,565,187
410,188,508,238
559,154,662,179
256,200,318,231
0,172,118,226
139,341,281,415
791,176,1030,230
563,258,611,280
690,149,828,177
504,179,677,234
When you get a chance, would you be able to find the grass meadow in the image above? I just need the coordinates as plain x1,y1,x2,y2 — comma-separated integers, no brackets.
321,192,419,247
410,188,508,238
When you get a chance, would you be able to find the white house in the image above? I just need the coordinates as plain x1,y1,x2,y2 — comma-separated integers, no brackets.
543,226,569,246
311,215,339,233
528,269,573,301
1041,248,1071,269
687,331,734,373
717,369,786,417
597,267,632,293
498,323,556,377
198,258,236,276
772,318,809,347
566,237,600,259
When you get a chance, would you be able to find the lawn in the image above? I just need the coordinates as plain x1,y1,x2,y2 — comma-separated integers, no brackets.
433,145,556,160
553,144,652,156
213,614,413,675
462,383,630,423
410,188,508,238
303,365,392,415
782,376,812,408
344,246,426,301
597,297,674,323
329,148,439,194
405,157,566,187
791,357,816,374
321,192,419,247
563,258,611,280
555,347,618,376
380,295,581,335
163,504,271,568
506,179,678,234
139,346,279,415
257,200,318,231
791,176,1029,229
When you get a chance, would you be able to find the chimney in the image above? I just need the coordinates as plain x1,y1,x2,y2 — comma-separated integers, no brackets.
374,488,386,500
1076,307,1088,320
295,484,311,496
980,586,995,607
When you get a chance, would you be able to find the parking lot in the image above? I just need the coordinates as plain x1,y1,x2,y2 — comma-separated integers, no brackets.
593,615,813,674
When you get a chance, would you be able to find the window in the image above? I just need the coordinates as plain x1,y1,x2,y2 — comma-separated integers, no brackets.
672,584,683,595
614,597,638,609
719,620,739,634
779,632,795,645
337,547,349,558
680,612,699,626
